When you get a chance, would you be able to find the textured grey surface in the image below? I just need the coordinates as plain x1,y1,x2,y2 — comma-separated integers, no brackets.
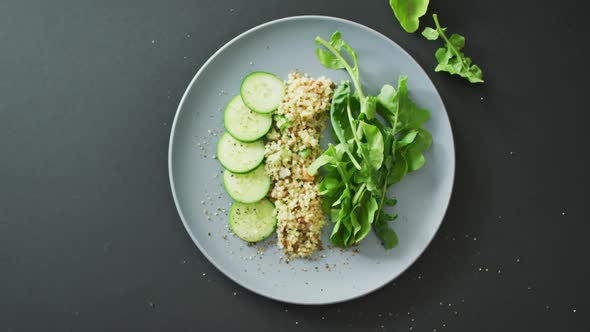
1,0,589,331
169,16,455,304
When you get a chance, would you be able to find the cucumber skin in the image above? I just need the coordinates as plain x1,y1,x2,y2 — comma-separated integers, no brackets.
229,199,277,243
223,96,272,143
216,133,264,174
222,167,271,204
240,71,284,114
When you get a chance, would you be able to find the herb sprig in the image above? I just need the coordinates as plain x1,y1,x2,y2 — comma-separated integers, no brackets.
422,14,484,83
309,32,432,249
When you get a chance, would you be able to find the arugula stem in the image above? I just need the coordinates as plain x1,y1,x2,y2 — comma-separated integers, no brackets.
373,181,389,226
341,100,362,171
352,183,366,205
347,103,362,147
315,37,365,100
336,164,349,189
432,14,469,70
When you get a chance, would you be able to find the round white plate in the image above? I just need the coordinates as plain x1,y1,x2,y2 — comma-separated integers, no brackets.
169,16,454,304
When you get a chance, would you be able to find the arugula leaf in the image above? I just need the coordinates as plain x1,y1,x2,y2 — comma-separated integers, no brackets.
359,122,384,171
389,0,430,33
396,129,418,147
387,150,408,185
421,27,439,40
374,214,399,249
403,128,432,172
329,82,361,170
330,187,353,246
422,14,484,83
363,95,378,120
315,32,364,98
354,193,378,242
315,31,345,70
384,198,397,206
307,144,338,175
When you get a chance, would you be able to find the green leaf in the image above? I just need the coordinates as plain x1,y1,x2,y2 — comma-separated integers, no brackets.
395,76,430,132
374,214,399,249
382,213,398,221
318,174,342,196
348,211,361,246
376,84,397,126
307,144,338,175
330,188,354,247
341,42,359,81
354,194,378,242
403,128,432,172
389,0,430,33
388,151,408,185
315,48,345,69
330,219,346,247
329,31,343,50
314,31,345,69
425,14,484,83
363,96,378,120
384,198,398,206
396,129,418,148
421,27,439,40
449,33,465,50
329,83,359,164
359,122,384,171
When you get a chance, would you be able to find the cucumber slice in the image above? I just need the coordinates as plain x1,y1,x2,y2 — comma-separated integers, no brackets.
240,72,285,114
223,164,271,203
229,199,276,242
223,95,272,142
217,133,265,173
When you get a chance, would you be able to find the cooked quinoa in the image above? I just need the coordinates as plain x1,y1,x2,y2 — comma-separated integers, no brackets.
264,72,334,257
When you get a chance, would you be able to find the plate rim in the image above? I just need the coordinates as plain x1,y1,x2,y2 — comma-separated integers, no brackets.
168,15,456,305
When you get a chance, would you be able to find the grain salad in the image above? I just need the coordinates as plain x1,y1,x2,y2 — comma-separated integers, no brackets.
264,72,334,257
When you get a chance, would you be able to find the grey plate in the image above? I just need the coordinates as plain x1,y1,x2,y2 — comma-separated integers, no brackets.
168,16,455,305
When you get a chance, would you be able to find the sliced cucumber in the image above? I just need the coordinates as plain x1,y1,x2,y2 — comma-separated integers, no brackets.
240,72,285,114
229,199,276,242
217,133,265,173
223,164,271,203
223,95,272,142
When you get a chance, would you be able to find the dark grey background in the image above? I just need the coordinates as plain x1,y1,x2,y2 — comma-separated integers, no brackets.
1,0,588,331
